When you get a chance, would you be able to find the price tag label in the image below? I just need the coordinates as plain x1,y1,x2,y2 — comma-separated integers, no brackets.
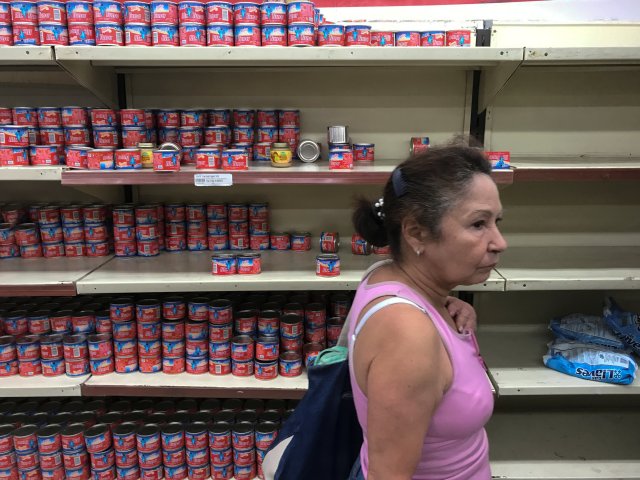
194,173,233,187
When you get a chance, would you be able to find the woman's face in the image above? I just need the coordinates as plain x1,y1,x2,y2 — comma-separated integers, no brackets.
420,174,507,287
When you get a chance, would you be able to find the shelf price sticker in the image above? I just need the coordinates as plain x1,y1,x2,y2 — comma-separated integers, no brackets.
194,173,233,187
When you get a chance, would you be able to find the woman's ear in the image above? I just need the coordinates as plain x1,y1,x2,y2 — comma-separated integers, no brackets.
401,216,428,256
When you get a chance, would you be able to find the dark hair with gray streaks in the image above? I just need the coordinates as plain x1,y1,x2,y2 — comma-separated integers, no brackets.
352,144,492,260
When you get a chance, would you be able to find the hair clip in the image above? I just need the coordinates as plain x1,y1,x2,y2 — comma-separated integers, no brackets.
372,197,385,222
391,168,407,197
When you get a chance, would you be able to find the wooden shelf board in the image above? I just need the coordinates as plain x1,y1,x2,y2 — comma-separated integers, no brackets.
62,163,513,186
0,255,114,297
0,166,66,181
76,250,504,294
54,46,523,68
82,371,308,399
512,156,640,181
478,324,640,396
494,246,640,291
0,374,88,397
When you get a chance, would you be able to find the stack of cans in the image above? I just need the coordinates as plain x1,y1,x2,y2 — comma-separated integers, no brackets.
112,204,137,258
37,0,68,45
227,204,248,251
286,0,316,47
163,203,186,252
151,0,179,47
93,0,124,46
160,423,184,480
85,423,115,480
137,300,163,374
185,203,208,252
184,423,208,479
13,425,40,480
178,0,205,46
110,297,139,374
113,422,140,480
134,204,162,257
67,0,95,46
62,424,91,480
248,203,269,250
185,298,208,374
162,296,186,373
124,0,151,46
0,1,11,45
63,333,91,377
206,203,228,251
205,0,233,47
16,334,43,377
9,0,39,46
136,424,162,479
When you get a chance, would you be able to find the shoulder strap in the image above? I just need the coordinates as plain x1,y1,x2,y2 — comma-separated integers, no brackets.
353,297,425,339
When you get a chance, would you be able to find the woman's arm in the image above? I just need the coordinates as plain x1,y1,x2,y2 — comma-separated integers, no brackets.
355,304,448,480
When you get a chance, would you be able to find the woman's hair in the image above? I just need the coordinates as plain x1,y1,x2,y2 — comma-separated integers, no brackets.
353,144,492,259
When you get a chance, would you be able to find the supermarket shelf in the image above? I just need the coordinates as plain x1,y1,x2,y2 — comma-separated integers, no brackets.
511,156,640,181
490,461,640,479
477,324,640,396
54,46,524,68
0,166,66,181
76,250,505,294
488,409,640,478
62,163,513,186
0,46,55,66
524,46,640,66
494,246,640,291
0,255,113,296
82,371,308,399
0,374,89,397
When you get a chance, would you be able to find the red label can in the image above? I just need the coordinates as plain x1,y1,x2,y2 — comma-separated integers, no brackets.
270,232,290,250
67,1,94,23
280,351,303,377
186,357,208,374
421,30,445,47
371,30,394,46
179,24,205,46
446,29,471,47
39,24,69,45
395,31,420,47
288,23,314,46
11,2,37,22
152,150,180,172
206,23,233,46
179,0,205,24
30,145,61,166
316,254,340,276
206,1,232,24
231,359,253,377
234,25,260,46
234,1,259,25
96,23,124,46
152,23,179,46
162,356,185,374
237,253,261,274
287,1,314,24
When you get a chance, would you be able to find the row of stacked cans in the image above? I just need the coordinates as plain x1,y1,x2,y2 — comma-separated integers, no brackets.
0,290,351,377
0,0,325,46
0,106,300,168
111,202,275,256
0,203,112,259
0,396,295,480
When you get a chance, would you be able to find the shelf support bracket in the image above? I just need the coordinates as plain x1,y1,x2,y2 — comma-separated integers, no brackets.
478,57,523,113
55,59,118,108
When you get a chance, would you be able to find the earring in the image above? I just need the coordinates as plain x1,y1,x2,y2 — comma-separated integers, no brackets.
416,249,421,256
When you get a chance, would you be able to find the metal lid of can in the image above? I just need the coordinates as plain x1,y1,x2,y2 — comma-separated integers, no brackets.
297,139,320,163
159,142,181,151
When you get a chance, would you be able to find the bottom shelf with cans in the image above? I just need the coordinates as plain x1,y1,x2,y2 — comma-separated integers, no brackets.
0,395,296,480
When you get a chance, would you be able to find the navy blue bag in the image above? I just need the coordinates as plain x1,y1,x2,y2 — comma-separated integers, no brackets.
262,346,363,480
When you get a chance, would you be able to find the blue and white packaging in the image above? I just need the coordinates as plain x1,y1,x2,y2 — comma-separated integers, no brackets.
549,313,626,350
603,297,640,355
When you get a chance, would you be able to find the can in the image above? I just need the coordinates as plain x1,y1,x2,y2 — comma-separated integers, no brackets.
37,107,62,127
353,143,374,162
261,25,286,46
211,254,236,275
0,146,27,166
371,30,394,46
93,0,122,23
208,425,230,451
152,23,179,45
185,338,206,357
124,1,150,24
66,1,93,23
289,231,311,251
138,339,161,357
87,149,115,170
446,29,471,47
186,356,207,374
179,23,205,45
138,450,162,469
60,424,84,452
288,23,314,46
410,136,429,156
114,448,137,468
61,28,89,48
255,336,278,362
0,126,30,146
211,462,232,478
344,25,370,46
230,335,254,362
84,424,111,454
119,109,145,126
90,448,115,470
303,341,323,367
90,357,114,375
162,356,185,374
208,340,230,359
116,465,139,480
316,254,340,276
234,25,260,46
260,1,285,25
231,424,253,450
38,1,67,25
351,234,371,255
63,334,87,361
95,22,124,46
29,145,60,166
87,333,112,360
178,0,205,24
320,231,339,253
329,147,353,169
164,464,187,480
39,23,69,45
121,127,146,148
163,298,186,322
287,1,313,24
317,23,345,47
65,146,89,168
152,149,180,172
136,426,160,454
233,1,259,25
151,0,178,24
421,30,445,47
395,30,420,47
231,358,253,377
11,1,37,22
113,338,136,356
185,425,207,450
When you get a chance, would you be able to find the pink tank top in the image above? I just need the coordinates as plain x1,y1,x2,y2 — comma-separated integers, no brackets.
347,268,494,479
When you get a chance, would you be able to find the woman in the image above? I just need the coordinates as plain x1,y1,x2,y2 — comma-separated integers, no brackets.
347,145,507,480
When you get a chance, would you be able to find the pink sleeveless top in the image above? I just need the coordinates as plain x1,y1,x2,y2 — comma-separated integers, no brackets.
347,266,494,479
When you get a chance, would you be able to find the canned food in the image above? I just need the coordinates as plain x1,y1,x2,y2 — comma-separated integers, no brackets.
39,24,69,45
95,23,124,46
230,335,254,362
255,336,278,362
124,1,150,24
87,149,115,170
115,355,138,373
84,424,111,454
179,24,205,46
179,0,205,24
319,231,339,253
395,30,420,47
30,145,60,166
371,30,394,46
421,30,445,47
352,143,374,162
288,23,314,46
410,136,430,156
316,254,340,276
446,29,471,47
112,424,136,453
211,254,236,275
152,23,179,46
114,448,137,469
351,234,371,255
151,0,178,24
90,357,114,375
68,23,95,45
0,147,29,166
261,25,286,46
344,25,371,46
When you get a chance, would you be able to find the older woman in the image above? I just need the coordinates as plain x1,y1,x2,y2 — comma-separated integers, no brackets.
347,145,507,480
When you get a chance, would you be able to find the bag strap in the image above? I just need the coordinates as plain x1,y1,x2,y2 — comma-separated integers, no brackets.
353,297,425,340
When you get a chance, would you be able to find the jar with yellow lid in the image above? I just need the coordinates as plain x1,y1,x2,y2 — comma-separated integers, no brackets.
270,142,292,168
138,143,155,168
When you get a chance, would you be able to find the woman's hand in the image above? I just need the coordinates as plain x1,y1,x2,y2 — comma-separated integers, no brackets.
445,296,477,333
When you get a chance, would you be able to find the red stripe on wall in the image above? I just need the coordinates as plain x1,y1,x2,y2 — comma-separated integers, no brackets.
313,0,542,7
